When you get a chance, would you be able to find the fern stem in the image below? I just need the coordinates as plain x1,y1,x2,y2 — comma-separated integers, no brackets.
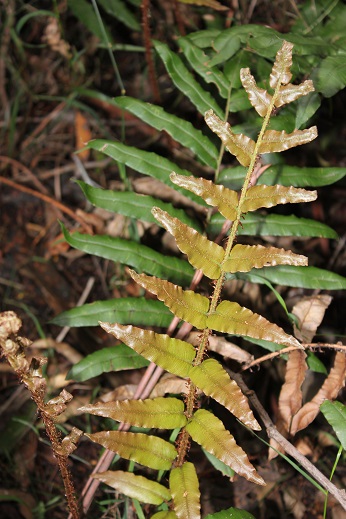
223,72,284,263
177,63,288,467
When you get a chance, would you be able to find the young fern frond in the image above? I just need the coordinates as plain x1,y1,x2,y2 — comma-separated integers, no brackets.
81,41,319,516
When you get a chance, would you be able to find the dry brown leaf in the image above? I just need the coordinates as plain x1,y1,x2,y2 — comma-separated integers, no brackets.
150,373,191,397
55,395,91,423
282,485,306,519
278,349,308,431
292,295,332,343
133,177,205,215
291,352,346,435
101,384,137,402
188,331,253,364
75,111,92,161
32,338,83,364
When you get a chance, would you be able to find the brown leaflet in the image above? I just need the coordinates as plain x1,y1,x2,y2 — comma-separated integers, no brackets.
290,352,346,435
278,349,308,432
240,68,272,117
292,295,333,343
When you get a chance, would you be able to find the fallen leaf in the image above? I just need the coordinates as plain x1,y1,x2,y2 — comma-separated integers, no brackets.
150,373,191,397
291,352,346,435
279,349,308,431
292,295,332,343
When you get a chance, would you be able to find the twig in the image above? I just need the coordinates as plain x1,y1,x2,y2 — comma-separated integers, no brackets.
0,155,49,194
230,371,346,511
0,175,93,234
21,101,66,150
38,158,111,180
56,277,96,343
242,342,346,371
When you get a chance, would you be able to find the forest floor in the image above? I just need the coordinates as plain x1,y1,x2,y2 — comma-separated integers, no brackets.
0,2,346,519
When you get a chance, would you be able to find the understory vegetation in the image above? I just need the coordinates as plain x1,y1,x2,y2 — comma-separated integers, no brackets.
1,1,346,518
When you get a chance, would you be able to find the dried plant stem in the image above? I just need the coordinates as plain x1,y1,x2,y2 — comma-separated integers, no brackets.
231,371,346,511
37,405,80,519
242,342,346,371
172,0,185,36
0,312,81,519
141,0,161,103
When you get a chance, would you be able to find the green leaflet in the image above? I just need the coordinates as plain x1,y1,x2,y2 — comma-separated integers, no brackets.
185,29,222,49
68,0,113,43
178,0,227,10
130,271,209,330
67,344,149,382
51,298,172,328
178,37,230,99
93,471,171,505
170,462,201,519
86,139,205,206
312,55,346,97
320,400,346,450
86,431,177,470
186,409,265,485
223,244,308,273
189,359,261,430
295,90,321,129
170,173,238,221
205,508,256,519
100,323,196,378
208,300,300,348
208,212,338,239
153,207,224,279
80,397,187,429
242,185,317,212
218,165,346,189
114,96,218,168
61,224,193,286
151,512,178,519
232,265,346,290
76,180,202,231
97,0,140,31
202,448,235,479
154,40,224,119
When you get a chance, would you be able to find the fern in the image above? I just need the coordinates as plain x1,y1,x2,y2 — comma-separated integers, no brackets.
71,41,339,517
